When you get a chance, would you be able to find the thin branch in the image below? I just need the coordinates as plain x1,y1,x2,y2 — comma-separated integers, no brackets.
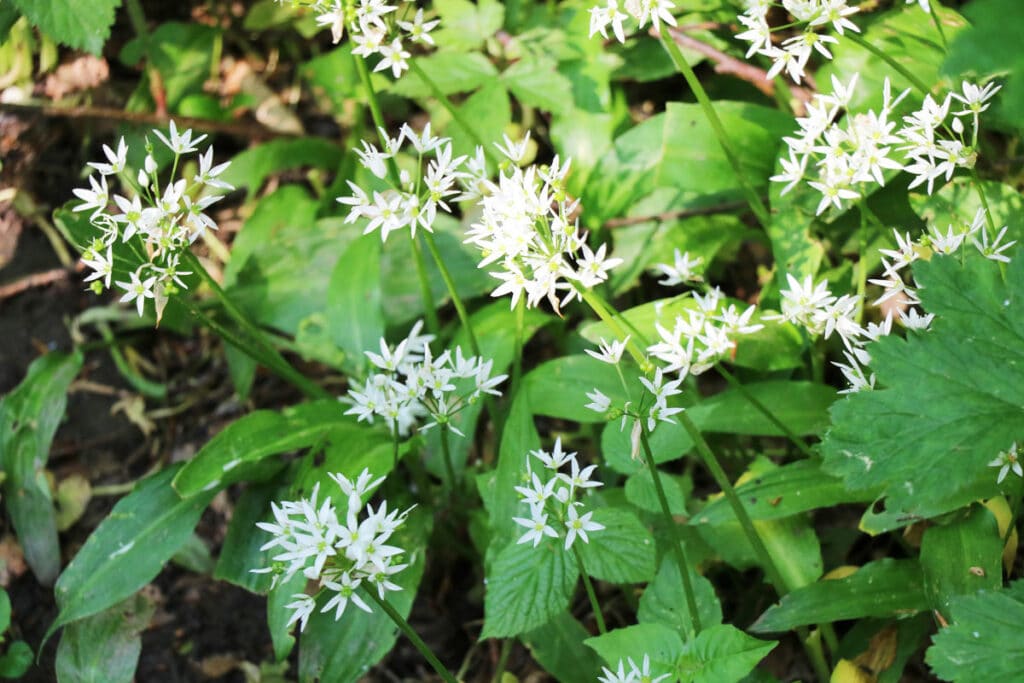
603,199,750,228
657,26,812,104
0,264,81,300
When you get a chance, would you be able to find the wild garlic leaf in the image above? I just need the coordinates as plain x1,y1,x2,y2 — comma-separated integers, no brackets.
822,253,1024,530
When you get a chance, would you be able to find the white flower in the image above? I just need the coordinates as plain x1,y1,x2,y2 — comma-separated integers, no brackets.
194,147,234,190
652,249,703,286
585,388,612,413
116,270,157,316
586,337,629,365
285,594,317,631
973,224,1016,263
375,38,411,78
87,137,127,176
564,505,604,549
153,120,207,155
589,0,629,44
513,511,559,547
397,8,440,44
989,443,1022,484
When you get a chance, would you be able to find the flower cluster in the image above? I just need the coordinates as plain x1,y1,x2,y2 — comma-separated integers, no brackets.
513,438,605,550
73,122,233,321
339,123,471,241
651,248,704,287
253,469,413,632
989,442,1022,484
735,0,860,84
285,0,439,78
464,134,623,312
598,655,670,683
588,0,677,44
772,76,1001,216
342,321,507,437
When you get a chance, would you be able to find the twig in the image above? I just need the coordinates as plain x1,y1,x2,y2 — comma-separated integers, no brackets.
657,26,812,104
0,263,82,300
0,101,297,140
603,199,750,229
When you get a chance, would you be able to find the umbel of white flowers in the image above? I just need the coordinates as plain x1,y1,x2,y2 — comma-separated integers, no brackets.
252,468,413,632
73,121,234,322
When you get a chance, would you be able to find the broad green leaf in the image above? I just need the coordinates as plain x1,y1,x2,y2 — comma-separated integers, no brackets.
55,592,155,683
447,80,511,163
822,253,1024,526
487,393,541,549
919,505,1003,621
172,401,351,497
267,572,305,662
694,461,874,525
0,641,32,678
638,557,722,637
49,465,216,639
482,540,579,638
602,417,693,476
577,507,656,583
525,355,638,424
225,186,357,334
327,234,384,376
767,182,827,289
941,0,1024,132
298,511,430,682
300,45,359,112
550,110,614,196
0,5,20,43
432,0,504,50
392,51,498,98
625,469,690,516
501,55,574,114
214,482,284,593
926,580,1024,682
521,611,602,683
216,138,344,200
11,0,119,54
586,623,684,677
121,22,219,111
751,559,928,633
171,533,214,574
0,351,83,584
676,624,776,683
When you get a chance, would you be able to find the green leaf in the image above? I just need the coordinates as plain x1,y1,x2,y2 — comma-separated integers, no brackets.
694,461,874,525
525,355,638,423
172,400,352,497
0,640,32,678
11,0,120,54
919,505,1003,621
676,624,776,683
822,253,1024,527
216,139,344,200
0,351,83,584
482,540,579,638
625,470,690,516
55,592,155,683
298,511,431,682
122,22,219,111
392,51,498,98
926,580,1024,682
521,611,602,683
327,234,384,376
432,0,504,50
487,394,541,548
225,186,356,335
911,178,1024,245
501,55,573,114
214,482,284,593
577,507,656,583
267,572,305,662
447,80,511,162
751,559,928,633
300,45,359,112
586,623,684,677
0,589,9,631
49,465,216,640
638,556,722,637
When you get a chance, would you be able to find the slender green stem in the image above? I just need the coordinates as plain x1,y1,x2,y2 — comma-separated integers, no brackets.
657,31,772,230
715,366,815,460
572,544,608,634
180,252,330,400
929,5,949,51
676,413,789,594
639,428,702,634
511,296,526,399
421,231,482,356
407,60,497,165
411,234,442,335
969,167,997,233
576,285,648,368
844,34,932,95
440,425,457,490
354,56,402,182
491,639,513,683
364,590,457,683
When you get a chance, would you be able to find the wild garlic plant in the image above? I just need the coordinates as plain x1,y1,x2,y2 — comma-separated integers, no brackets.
73,122,233,321
464,134,624,313
252,469,414,632
279,0,440,77
587,0,677,44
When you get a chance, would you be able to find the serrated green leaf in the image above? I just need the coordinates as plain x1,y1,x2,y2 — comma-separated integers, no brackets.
751,559,928,633
577,507,656,583
392,51,498,98
482,540,578,638
172,401,352,497
0,351,83,584
501,55,573,114
432,0,504,50
694,461,874,525
49,465,216,641
522,611,602,683
926,580,1024,682
11,0,120,54
822,253,1024,526
586,623,683,677
55,592,155,683
638,556,722,637
676,624,776,683
920,505,1003,621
